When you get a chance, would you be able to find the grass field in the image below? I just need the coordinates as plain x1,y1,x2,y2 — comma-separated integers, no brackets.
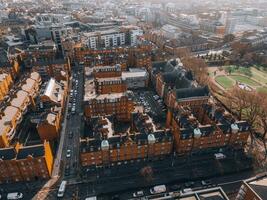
257,87,267,94
223,66,267,85
250,68,267,84
215,76,235,89
229,75,260,87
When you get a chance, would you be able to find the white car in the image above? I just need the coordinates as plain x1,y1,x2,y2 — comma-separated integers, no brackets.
150,185,166,194
214,153,226,160
7,192,23,200
133,190,144,197
66,150,71,158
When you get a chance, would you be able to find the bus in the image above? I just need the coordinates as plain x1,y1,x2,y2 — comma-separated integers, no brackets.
57,180,67,198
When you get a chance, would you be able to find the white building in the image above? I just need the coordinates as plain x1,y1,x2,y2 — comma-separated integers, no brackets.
130,29,143,46
122,68,148,89
85,29,125,49
161,24,181,39
85,26,143,49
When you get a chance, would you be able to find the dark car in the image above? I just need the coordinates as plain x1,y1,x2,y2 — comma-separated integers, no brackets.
184,181,195,188
69,131,73,138
111,195,120,200
65,165,70,176
170,184,181,191
201,180,212,186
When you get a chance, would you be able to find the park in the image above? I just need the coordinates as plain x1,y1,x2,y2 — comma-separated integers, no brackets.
210,65,267,93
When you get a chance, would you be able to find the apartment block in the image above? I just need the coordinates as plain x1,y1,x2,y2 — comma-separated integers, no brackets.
152,59,209,109
0,147,22,183
37,111,61,141
73,44,151,70
37,78,67,141
80,113,173,167
93,65,122,79
0,141,53,184
84,26,143,49
121,69,149,89
171,101,250,155
95,77,127,94
32,61,70,82
84,65,134,122
84,92,134,122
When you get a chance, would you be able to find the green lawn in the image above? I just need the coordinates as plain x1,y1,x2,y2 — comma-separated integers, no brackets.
229,75,260,87
257,87,267,94
215,76,235,89
250,67,267,85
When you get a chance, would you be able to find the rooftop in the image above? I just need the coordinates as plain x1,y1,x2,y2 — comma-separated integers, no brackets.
17,144,45,159
41,78,65,104
1,106,19,123
122,70,148,80
10,90,28,109
246,174,267,200
175,86,210,101
0,147,16,160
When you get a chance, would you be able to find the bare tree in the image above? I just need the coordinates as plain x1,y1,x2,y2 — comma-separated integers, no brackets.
182,57,210,86
140,166,153,183
255,93,267,157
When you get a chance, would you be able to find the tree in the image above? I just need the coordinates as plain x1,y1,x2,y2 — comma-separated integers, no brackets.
256,93,267,157
231,41,250,57
175,48,191,59
182,57,210,86
140,166,153,183
226,87,264,146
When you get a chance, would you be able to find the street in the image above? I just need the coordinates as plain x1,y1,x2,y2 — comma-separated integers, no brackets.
62,62,84,182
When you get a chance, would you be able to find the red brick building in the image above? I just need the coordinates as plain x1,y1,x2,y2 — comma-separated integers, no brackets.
171,101,250,155
80,113,173,167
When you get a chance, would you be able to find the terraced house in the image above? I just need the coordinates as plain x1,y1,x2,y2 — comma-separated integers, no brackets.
0,72,13,101
0,72,41,148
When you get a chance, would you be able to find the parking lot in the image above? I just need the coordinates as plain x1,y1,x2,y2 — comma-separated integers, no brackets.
133,90,167,124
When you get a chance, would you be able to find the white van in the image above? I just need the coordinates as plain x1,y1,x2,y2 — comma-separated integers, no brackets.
182,188,192,194
85,197,97,200
7,192,23,200
57,180,67,198
150,185,166,194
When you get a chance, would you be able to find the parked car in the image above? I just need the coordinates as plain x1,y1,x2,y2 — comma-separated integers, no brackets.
69,131,73,138
133,190,144,197
66,149,71,158
184,181,194,188
7,192,23,200
150,185,166,194
65,165,70,176
170,184,181,191
214,153,226,160
201,180,212,186
182,188,192,194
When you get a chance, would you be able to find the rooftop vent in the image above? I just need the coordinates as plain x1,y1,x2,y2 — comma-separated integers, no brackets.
101,140,109,150
231,123,239,134
148,134,156,144
194,128,202,138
